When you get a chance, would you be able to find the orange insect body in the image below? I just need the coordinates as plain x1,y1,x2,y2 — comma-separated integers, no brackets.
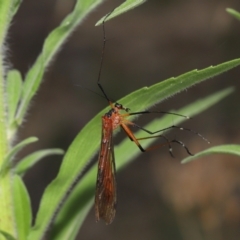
94,101,206,224
93,10,208,225
95,103,129,224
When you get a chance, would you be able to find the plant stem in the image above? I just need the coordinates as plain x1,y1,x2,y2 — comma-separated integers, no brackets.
0,0,16,239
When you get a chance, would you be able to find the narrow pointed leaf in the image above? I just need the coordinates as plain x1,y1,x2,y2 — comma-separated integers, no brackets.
226,8,240,21
49,87,233,239
95,0,146,26
16,0,104,125
7,69,23,127
30,58,240,240
0,137,38,176
12,175,31,240
15,148,64,177
12,0,22,17
0,231,16,240
182,145,240,164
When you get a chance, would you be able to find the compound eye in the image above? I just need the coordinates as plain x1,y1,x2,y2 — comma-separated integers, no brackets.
115,103,122,109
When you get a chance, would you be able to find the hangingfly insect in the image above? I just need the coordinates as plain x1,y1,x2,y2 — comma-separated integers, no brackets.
94,11,210,225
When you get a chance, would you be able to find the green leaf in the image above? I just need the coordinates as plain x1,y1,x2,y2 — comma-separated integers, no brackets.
0,0,14,149
226,8,240,21
51,200,93,240
0,1,13,41
0,231,16,240
114,87,234,162
15,0,104,125
15,148,64,177
0,137,38,176
49,87,233,239
29,58,240,240
6,70,23,128
182,145,240,164
95,0,146,26
12,175,31,240
11,0,22,17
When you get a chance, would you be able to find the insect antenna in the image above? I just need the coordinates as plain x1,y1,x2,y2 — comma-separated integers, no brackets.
74,83,112,101
97,11,115,103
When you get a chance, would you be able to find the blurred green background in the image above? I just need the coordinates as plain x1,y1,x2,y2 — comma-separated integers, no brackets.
9,0,240,239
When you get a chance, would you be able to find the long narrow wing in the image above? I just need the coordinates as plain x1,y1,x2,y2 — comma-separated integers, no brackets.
95,118,117,224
